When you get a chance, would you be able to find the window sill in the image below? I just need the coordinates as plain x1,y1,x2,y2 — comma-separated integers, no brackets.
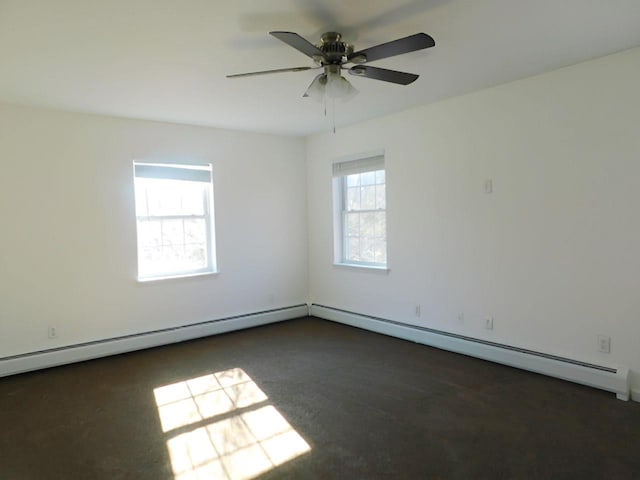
333,263,390,273
137,270,219,283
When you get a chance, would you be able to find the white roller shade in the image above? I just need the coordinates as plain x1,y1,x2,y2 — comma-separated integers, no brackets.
134,163,211,183
332,155,384,177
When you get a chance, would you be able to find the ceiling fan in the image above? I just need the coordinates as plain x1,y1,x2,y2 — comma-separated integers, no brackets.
227,31,435,101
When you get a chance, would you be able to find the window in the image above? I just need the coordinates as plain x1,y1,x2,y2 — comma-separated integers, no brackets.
333,155,387,268
133,162,216,280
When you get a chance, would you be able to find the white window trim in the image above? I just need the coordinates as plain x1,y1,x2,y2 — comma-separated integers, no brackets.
134,162,217,282
332,262,390,273
137,270,219,283
332,151,388,270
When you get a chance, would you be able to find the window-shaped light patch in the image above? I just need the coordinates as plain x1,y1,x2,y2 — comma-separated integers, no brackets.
153,369,268,433
154,368,311,480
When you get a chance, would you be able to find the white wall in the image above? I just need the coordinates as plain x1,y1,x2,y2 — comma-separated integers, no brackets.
2,47,639,394
306,47,640,390
0,104,307,357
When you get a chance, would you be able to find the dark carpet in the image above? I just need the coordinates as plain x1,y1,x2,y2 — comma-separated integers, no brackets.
0,317,638,479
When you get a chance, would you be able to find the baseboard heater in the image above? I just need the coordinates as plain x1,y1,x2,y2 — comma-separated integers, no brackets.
310,304,630,401
0,304,308,379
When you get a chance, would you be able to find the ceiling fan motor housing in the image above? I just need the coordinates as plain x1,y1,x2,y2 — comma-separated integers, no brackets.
316,32,353,65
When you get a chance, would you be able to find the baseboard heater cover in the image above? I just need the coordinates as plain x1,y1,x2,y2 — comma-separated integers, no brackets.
0,304,308,378
310,304,630,401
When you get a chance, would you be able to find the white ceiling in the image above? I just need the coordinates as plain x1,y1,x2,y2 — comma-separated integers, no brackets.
1,0,639,136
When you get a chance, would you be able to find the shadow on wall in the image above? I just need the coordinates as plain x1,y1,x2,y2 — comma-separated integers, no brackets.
154,368,311,480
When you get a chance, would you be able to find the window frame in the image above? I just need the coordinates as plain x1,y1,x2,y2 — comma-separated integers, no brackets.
332,153,388,270
133,162,217,282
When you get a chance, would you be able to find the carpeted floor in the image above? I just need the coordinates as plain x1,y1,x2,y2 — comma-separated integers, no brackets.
0,317,639,479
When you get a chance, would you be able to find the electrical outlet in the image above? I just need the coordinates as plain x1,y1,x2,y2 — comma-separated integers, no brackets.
48,326,57,339
484,316,493,330
484,179,493,194
415,304,421,317
457,313,464,324
597,335,611,353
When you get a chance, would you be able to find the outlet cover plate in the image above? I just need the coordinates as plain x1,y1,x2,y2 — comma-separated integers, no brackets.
597,335,611,353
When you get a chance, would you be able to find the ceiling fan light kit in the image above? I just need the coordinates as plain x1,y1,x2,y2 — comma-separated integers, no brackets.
304,64,358,102
227,30,435,102
325,68,358,101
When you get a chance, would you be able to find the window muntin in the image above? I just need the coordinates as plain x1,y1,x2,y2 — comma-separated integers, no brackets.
134,163,216,280
333,155,387,268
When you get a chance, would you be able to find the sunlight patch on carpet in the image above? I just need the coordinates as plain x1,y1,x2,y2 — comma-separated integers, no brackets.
154,368,310,480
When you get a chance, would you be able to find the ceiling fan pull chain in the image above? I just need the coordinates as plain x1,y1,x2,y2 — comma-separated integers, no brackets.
332,98,336,134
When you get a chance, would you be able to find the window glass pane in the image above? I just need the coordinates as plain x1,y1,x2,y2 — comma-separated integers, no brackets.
347,237,361,262
374,212,386,238
144,179,205,216
374,239,387,264
346,174,360,187
184,218,207,244
360,238,375,263
360,186,375,210
347,187,360,211
161,219,184,246
375,170,385,184
375,184,386,210
162,245,185,270
147,181,178,216
137,219,162,247
360,212,375,237
180,184,206,215
361,171,376,186
139,246,162,276
163,184,184,216
185,244,207,269
346,213,360,237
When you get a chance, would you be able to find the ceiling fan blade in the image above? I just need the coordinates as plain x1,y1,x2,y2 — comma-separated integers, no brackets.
226,66,314,78
348,33,435,64
348,65,419,85
270,31,327,60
